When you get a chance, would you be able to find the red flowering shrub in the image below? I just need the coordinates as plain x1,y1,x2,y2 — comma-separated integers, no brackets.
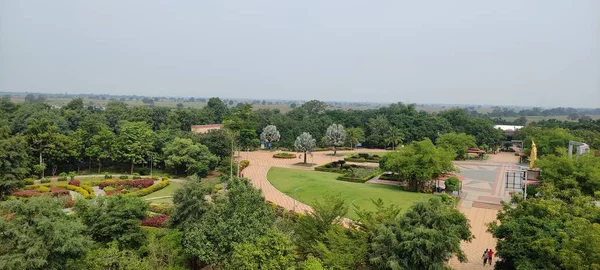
64,198,75,208
68,180,80,186
105,190,123,196
12,190,41,198
99,179,154,189
141,214,168,228
12,187,69,198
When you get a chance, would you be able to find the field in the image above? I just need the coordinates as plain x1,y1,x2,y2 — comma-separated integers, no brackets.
501,115,600,123
267,167,433,219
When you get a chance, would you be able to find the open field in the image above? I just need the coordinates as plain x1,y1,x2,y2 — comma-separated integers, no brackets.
267,167,433,219
501,115,600,123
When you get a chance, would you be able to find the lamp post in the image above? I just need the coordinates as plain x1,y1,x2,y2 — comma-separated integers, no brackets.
293,187,302,212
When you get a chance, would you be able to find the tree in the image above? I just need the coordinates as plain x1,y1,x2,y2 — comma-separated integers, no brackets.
367,115,390,149
85,125,116,173
295,132,316,163
170,177,213,229
182,178,275,267
104,100,128,131
369,197,473,269
488,193,600,269
436,132,477,159
176,103,184,108
226,228,296,269
385,127,403,150
260,125,281,148
75,241,151,270
382,138,455,192
0,197,92,270
207,97,229,123
196,129,231,158
294,195,347,256
325,124,346,156
113,121,156,174
536,153,600,196
25,117,60,178
75,195,148,249
163,137,218,176
290,102,297,109
517,127,576,157
445,176,460,193
0,135,31,197
345,127,365,149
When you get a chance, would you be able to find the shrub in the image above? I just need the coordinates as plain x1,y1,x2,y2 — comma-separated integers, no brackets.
141,214,168,228
379,173,404,181
132,173,141,179
12,190,41,198
104,173,113,179
336,176,365,183
134,167,151,175
125,179,170,197
148,204,174,215
23,178,35,185
68,180,81,187
445,177,460,193
81,184,95,197
58,172,68,181
55,183,92,199
99,179,154,189
151,176,160,180
358,153,369,158
239,160,250,173
38,186,50,193
41,178,51,184
119,175,129,180
273,152,297,159
69,171,77,181
103,186,116,192
440,193,455,206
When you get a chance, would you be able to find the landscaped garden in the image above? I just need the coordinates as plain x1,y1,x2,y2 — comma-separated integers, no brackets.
267,167,433,218
344,152,383,163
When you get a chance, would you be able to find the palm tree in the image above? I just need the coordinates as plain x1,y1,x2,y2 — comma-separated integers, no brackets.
385,127,404,150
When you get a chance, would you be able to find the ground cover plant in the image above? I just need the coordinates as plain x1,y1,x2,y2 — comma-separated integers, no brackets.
273,152,296,159
345,152,382,163
267,167,433,218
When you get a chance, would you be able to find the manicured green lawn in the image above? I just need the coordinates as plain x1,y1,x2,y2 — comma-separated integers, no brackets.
267,167,434,219
142,182,183,203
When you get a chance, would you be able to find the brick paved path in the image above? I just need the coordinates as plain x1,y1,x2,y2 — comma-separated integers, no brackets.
242,150,519,269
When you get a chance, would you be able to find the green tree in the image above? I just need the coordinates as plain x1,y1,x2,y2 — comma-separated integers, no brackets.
488,193,600,269
325,124,346,155
182,178,275,267
75,195,148,249
226,228,296,269
536,153,600,195
113,121,156,174
385,127,403,151
517,126,576,156
382,139,455,192
144,228,187,270
169,177,213,229
294,195,347,256
163,137,218,176
85,125,116,173
436,132,477,159
0,135,31,197
104,100,128,131
207,97,228,123
345,127,365,149
370,197,473,269
445,176,460,193
295,132,316,163
74,242,151,270
26,117,60,178
367,115,391,149
0,197,92,270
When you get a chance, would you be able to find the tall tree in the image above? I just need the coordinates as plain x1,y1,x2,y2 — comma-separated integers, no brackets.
385,127,403,150
169,177,213,229
325,124,346,155
370,197,473,269
367,115,391,149
0,135,30,197
436,132,477,159
207,97,228,123
113,121,156,174
381,138,455,192
0,197,92,270
163,137,218,176
226,228,296,269
25,118,60,178
345,127,365,149
85,125,116,173
295,132,316,164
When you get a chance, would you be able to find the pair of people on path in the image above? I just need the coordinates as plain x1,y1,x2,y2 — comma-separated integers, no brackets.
482,248,494,266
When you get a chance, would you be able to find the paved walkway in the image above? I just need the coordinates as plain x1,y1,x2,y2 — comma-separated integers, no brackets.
242,150,519,269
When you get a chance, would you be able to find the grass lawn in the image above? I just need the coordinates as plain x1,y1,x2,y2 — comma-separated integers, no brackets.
142,182,183,203
267,167,434,219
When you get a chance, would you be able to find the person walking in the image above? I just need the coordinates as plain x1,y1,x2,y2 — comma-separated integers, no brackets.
488,249,494,265
482,249,489,266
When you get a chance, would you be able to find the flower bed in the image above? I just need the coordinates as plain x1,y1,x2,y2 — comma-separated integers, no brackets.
141,214,168,228
98,179,154,189
56,183,93,199
12,186,69,198
68,180,80,186
273,152,297,159
125,179,170,197
345,153,381,163
314,160,369,174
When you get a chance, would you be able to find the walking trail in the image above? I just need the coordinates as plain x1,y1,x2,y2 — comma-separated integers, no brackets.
242,149,520,269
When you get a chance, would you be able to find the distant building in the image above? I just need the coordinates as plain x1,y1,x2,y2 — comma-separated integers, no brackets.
191,124,222,134
494,125,524,137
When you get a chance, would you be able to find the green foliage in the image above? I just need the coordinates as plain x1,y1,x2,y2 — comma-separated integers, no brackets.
75,195,148,249
345,127,365,149
37,185,50,193
0,197,92,270
536,153,600,195
74,241,151,270
436,132,477,159
163,137,218,176
445,176,460,192
120,175,129,179
144,228,187,270
113,121,156,174
273,152,297,159
517,126,577,156
489,193,600,269
132,172,141,179
369,197,473,269
226,228,296,269
382,138,455,192
182,178,275,266
295,195,347,256
0,135,30,197
125,179,170,197
169,178,213,229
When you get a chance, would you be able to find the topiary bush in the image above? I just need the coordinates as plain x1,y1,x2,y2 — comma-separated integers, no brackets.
273,152,297,159
445,177,460,193
23,178,35,185
58,172,68,181
40,178,51,184
55,183,92,199
148,204,174,215
38,186,50,193
132,173,141,180
68,180,81,187
104,173,113,179
141,214,168,228
119,175,129,180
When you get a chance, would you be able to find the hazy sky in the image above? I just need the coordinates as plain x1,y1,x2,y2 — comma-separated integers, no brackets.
1,1,598,107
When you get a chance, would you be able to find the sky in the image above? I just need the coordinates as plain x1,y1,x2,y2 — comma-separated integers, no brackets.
1,1,598,107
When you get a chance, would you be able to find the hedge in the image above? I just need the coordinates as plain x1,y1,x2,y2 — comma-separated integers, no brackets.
313,147,353,152
81,184,95,197
56,183,93,199
125,179,170,197
148,204,174,215
239,160,250,173
99,179,154,189
273,152,297,159
379,173,403,181
314,162,369,174
335,176,365,183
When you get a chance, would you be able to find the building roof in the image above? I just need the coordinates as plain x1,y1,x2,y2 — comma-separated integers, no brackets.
191,124,222,134
494,125,524,131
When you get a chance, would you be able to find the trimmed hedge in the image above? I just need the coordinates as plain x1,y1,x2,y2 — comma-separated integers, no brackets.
99,179,154,189
336,176,365,183
379,173,403,181
125,179,170,197
56,183,92,199
273,152,297,159
23,178,35,185
239,160,250,173
344,153,381,163
68,180,80,186
148,204,174,215
81,184,95,197
313,147,353,152
314,161,369,174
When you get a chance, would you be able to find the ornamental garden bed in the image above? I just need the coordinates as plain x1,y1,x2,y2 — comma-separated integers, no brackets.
273,152,297,159
379,172,404,181
315,161,379,183
345,153,381,163
12,186,70,198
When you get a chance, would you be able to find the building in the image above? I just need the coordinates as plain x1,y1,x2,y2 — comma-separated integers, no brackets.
494,125,524,137
191,124,222,134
